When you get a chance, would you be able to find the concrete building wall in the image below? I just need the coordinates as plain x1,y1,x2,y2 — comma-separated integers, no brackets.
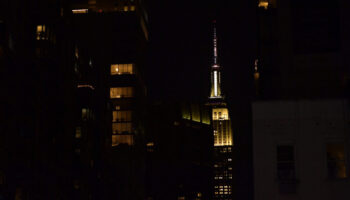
253,99,350,200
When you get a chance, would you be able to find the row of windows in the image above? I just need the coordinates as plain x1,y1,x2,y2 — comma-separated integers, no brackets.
215,185,232,189
214,176,232,180
112,134,133,146
214,165,233,171
212,108,229,120
277,143,347,180
110,87,133,98
112,122,132,134
214,191,232,195
111,64,134,75
113,110,132,122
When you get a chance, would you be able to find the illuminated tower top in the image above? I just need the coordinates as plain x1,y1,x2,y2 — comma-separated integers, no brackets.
213,20,218,65
210,20,222,98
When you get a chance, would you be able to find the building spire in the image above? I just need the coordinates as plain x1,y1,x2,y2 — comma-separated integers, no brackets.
210,20,222,98
213,20,218,65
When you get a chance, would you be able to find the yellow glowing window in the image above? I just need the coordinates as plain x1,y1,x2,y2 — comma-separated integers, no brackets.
258,1,269,9
147,142,154,147
147,142,154,152
113,110,132,122
112,122,132,134
72,9,88,14
327,143,347,179
212,108,229,120
110,87,133,98
75,127,82,138
36,25,47,40
130,5,135,11
112,134,133,146
254,72,260,80
111,64,134,75
82,108,93,120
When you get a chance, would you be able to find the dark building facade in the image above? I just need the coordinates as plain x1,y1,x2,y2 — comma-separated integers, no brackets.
0,0,149,199
145,101,212,200
253,1,350,200
69,0,149,199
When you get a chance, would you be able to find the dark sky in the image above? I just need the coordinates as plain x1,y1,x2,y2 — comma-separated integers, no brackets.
146,1,257,103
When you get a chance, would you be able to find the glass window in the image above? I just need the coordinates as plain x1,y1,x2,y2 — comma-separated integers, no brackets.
75,127,82,138
112,134,133,146
327,143,347,179
111,64,134,75
82,108,93,120
110,87,134,98
212,108,229,120
112,110,132,122
277,145,296,180
36,25,48,40
112,122,132,134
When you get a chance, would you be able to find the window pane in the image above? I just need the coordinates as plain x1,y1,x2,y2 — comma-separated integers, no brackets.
327,143,347,179
36,25,47,40
212,108,229,120
75,127,82,138
112,122,132,134
112,110,132,122
277,145,296,180
112,135,133,146
111,64,134,75
110,87,134,98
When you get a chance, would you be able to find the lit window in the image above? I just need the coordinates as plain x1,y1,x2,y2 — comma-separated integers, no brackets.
147,142,154,147
147,142,154,152
112,134,133,146
75,127,82,138
212,108,229,120
82,108,93,120
110,87,134,98
113,110,132,122
111,64,134,75
277,145,296,180
112,122,132,134
258,1,269,9
36,25,48,40
327,143,347,179
72,9,88,14
130,5,136,11
82,108,88,120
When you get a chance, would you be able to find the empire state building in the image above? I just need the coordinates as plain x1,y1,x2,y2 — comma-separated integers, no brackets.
208,21,233,200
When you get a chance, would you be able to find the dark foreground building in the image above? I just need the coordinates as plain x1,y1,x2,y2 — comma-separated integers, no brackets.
0,0,149,199
145,101,212,200
253,1,350,200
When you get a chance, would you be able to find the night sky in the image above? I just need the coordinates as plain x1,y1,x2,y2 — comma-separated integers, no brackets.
146,1,257,103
